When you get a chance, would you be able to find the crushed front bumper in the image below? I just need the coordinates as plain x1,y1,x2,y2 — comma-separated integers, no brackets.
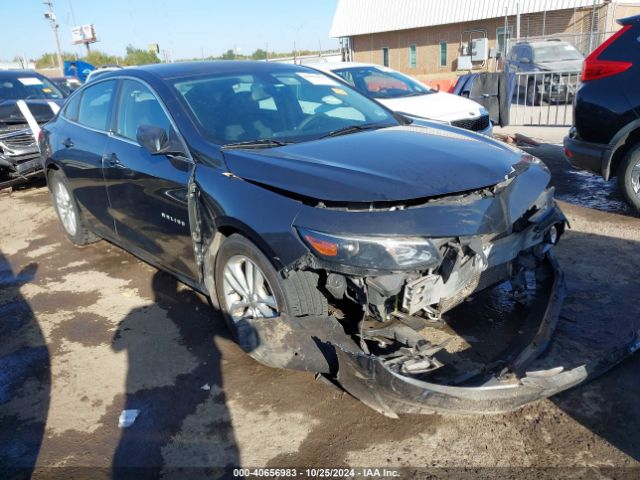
0,129,42,189
237,251,639,416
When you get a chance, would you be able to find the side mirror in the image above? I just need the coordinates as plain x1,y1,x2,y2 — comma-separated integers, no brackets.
520,57,531,64
136,124,184,156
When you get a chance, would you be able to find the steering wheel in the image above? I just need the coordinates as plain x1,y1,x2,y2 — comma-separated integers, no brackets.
297,114,328,132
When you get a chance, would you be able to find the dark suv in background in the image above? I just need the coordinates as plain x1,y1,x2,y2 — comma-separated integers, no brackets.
505,40,584,105
564,14,640,211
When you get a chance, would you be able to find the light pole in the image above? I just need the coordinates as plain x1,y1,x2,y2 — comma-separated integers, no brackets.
288,23,305,64
43,0,64,75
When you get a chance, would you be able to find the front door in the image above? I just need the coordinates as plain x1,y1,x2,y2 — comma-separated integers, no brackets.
102,79,197,280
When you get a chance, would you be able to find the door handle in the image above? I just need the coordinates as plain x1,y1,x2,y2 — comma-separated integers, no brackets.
62,138,74,148
103,153,127,169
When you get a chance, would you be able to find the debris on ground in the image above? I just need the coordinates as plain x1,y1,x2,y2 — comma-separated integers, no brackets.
118,409,141,428
494,132,541,147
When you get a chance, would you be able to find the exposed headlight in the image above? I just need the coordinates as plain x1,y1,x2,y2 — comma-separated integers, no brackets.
297,228,442,270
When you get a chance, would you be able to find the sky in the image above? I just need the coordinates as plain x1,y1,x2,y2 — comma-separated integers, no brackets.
0,0,340,62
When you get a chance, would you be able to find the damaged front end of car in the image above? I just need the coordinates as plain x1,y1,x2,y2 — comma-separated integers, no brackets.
0,128,42,189
220,148,635,416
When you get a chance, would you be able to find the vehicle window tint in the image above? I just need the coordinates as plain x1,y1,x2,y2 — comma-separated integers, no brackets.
333,70,355,86
63,91,82,122
77,80,116,131
363,73,408,94
333,67,433,99
509,47,519,62
174,70,396,144
0,75,64,101
116,80,171,142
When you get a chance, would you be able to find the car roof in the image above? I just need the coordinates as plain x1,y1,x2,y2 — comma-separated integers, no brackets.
306,61,383,72
515,40,575,48
101,61,318,81
0,69,45,79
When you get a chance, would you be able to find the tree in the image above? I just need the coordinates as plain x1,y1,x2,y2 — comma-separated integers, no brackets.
122,45,160,66
220,49,236,60
35,52,77,68
251,49,267,60
84,50,120,67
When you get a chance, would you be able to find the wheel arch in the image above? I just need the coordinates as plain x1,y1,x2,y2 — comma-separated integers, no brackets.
607,120,640,180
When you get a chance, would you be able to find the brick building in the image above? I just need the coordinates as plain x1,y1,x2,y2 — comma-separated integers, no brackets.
330,0,640,77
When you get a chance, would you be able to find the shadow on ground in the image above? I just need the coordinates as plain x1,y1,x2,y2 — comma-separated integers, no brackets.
111,271,239,479
0,252,50,480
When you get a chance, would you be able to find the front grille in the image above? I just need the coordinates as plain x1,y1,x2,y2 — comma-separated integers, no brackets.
451,114,490,132
0,132,36,149
10,151,40,165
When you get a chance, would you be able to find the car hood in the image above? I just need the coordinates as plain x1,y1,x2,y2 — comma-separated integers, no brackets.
377,91,485,122
536,59,584,72
223,125,522,203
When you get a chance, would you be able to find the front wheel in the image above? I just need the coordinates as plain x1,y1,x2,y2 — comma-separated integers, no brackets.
617,144,640,212
49,169,99,245
213,234,328,342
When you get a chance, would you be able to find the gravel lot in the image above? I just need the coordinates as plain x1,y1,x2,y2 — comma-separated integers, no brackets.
1,133,639,479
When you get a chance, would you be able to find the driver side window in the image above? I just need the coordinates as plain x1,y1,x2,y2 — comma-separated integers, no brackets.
115,80,172,142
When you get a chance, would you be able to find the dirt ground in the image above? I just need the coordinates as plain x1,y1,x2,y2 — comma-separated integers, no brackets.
1,140,639,480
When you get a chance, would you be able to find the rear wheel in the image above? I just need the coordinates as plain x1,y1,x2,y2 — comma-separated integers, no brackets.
617,143,640,212
49,169,99,245
213,234,328,341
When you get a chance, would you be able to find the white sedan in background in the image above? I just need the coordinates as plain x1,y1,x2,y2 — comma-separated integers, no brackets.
306,62,493,136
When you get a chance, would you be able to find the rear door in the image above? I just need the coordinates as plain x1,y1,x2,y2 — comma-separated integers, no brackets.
59,79,118,237
102,78,197,280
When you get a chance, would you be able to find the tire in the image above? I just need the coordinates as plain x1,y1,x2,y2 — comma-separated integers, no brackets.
526,79,540,106
49,169,99,245
617,143,640,212
213,234,328,340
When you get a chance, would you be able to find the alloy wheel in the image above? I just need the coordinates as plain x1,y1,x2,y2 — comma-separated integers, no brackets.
54,181,77,236
222,255,279,322
631,158,640,196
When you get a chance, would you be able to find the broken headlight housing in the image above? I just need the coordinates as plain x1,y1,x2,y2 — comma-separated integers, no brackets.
298,228,442,271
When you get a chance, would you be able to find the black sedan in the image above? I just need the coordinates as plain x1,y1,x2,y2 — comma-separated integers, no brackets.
41,61,573,415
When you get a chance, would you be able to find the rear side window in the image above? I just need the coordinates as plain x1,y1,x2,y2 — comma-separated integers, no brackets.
115,80,171,142
77,80,116,131
63,92,82,122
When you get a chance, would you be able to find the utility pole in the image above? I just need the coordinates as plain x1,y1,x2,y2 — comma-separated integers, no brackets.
43,0,64,76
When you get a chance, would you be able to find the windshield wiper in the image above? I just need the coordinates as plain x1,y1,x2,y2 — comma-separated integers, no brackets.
221,138,291,150
321,122,389,139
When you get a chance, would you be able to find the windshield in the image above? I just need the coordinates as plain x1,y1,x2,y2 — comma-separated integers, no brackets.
0,75,64,101
173,69,398,145
332,66,435,99
533,44,583,63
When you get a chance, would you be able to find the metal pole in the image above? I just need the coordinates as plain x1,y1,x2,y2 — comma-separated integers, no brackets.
516,1,521,40
44,0,64,76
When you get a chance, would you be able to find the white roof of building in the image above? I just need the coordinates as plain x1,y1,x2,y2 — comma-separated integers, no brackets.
330,0,628,37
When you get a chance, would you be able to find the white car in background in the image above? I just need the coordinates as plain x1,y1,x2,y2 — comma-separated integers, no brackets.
306,62,493,136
